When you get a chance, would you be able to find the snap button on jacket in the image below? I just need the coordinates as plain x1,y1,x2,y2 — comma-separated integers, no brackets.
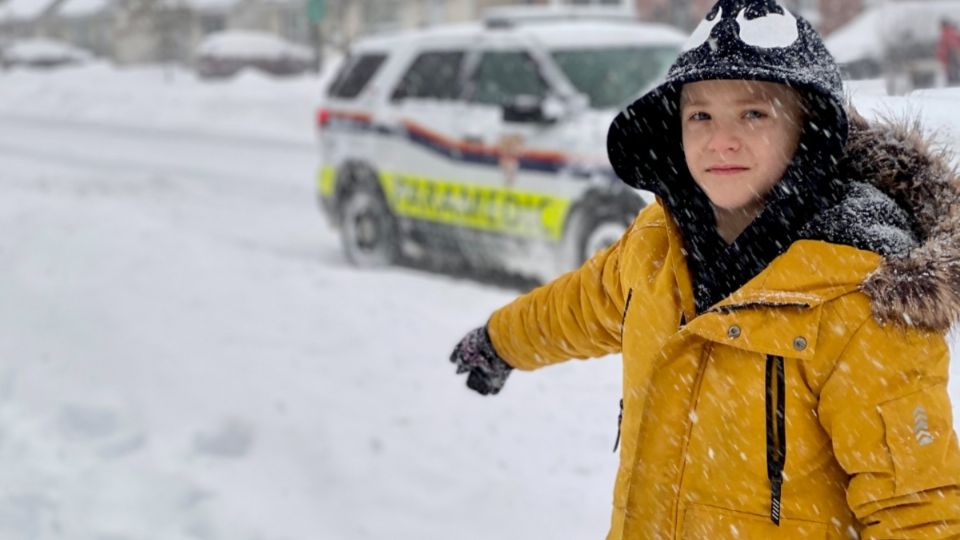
488,203,960,539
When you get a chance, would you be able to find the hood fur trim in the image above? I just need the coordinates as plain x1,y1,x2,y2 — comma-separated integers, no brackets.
842,108,960,331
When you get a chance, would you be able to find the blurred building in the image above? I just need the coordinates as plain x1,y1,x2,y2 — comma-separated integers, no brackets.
1,0,310,64
0,0,906,68
319,0,631,50
630,0,884,35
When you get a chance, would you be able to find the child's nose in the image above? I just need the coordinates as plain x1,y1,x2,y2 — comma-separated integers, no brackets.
707,128,742,153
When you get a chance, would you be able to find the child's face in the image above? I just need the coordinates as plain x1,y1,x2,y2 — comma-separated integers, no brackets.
680,80,804,213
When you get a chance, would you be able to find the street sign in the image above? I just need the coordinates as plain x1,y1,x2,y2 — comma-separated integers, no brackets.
307,0,326,23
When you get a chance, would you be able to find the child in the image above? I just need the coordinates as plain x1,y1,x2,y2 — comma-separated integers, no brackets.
449,0,960,538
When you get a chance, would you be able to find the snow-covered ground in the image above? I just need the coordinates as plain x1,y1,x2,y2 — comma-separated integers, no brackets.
0,64,959,539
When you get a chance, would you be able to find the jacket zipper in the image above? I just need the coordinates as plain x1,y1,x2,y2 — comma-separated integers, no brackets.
709,302,810,313
765,354,786,525
614,288,634,453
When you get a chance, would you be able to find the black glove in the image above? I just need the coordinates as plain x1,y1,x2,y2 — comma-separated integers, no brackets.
449,326,513,395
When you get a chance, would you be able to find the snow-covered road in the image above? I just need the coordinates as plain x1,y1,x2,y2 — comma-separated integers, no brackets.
0,108,621,540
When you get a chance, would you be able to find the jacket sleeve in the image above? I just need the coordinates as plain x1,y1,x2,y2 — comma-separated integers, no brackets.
486,220,632,371
818,317,960,538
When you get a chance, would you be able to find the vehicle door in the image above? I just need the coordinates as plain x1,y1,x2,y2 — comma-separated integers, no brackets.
455,34,580,245
377,40,480,234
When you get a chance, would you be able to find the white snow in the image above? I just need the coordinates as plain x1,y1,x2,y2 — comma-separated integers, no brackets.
523,22,686,49
196,30,312,61
3,38,93,63
826,1,960,64
0,62,321,143
0,63,958,539
0,0,55,21
825,6,885,64
58,0,109,17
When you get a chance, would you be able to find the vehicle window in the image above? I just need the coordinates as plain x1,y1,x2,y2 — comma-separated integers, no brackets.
469,51,547,106
391,51,466,101
550,46,678,109
328,53,387,99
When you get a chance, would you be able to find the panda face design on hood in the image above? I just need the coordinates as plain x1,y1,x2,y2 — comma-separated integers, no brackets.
683,0,800,52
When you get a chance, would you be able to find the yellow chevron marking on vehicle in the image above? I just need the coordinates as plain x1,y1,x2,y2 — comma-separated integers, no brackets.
318,166,337,197
381,173,571,240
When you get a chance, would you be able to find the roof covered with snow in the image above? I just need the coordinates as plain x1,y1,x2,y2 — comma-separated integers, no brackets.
350,20,685,53
3,37,93,61
523,22,686,49
58,0,109,17
196,30,311,60
827,0,960,63
0,0,57,21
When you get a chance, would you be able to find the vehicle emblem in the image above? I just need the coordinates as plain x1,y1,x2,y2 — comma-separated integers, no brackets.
497,133,524,187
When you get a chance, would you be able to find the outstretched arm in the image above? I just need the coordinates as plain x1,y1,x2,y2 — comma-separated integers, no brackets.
486,225,630,371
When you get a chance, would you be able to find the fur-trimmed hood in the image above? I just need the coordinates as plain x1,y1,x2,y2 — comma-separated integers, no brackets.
827,109,960,332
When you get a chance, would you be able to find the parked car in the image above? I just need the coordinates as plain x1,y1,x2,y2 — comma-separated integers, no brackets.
195,30,312,79
826,1,960,94
1,38,93,69
316,7,684,281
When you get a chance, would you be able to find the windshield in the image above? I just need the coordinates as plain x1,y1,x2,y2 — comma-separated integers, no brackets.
550,46,679,109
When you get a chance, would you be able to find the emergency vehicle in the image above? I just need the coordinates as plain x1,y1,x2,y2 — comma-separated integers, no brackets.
316,7,684,281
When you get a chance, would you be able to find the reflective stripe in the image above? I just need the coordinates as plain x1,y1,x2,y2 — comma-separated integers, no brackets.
318,166,337,197
379,172,572,241
317,166,574,240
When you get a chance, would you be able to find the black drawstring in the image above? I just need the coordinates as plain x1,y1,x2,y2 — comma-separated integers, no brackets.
613,399,624,452
620,289,634,344
766,355,786,525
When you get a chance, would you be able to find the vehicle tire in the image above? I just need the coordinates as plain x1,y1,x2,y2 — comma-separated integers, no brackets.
575,210,631,265
338,178,400,268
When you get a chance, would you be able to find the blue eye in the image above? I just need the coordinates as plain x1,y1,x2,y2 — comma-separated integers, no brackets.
744,110,767,119
688,111,710,121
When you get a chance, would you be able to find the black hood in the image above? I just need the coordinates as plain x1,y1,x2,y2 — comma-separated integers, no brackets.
605,0,851,313
607,0,847,194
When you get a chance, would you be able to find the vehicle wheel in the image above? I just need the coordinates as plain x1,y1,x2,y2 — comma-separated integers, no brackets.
338,181,399,267
576,212,630,265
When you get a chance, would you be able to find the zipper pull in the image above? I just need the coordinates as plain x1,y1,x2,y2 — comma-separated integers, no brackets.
770,478,782,525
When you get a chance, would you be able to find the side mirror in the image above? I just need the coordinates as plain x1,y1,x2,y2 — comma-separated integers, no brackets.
502,94,565,124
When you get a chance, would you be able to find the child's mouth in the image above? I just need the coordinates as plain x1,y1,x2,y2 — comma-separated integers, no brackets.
707,166,750,176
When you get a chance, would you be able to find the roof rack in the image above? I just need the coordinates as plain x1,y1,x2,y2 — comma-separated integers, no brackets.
483,5,638,29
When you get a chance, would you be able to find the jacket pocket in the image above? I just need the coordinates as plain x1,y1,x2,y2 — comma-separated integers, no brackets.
682,503,827,539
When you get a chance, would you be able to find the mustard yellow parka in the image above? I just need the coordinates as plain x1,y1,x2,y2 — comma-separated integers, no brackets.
487,115,960,539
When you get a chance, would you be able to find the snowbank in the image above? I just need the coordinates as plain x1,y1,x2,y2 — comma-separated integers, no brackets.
0,63,325,144
196,30,312,61
2,38,93,65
